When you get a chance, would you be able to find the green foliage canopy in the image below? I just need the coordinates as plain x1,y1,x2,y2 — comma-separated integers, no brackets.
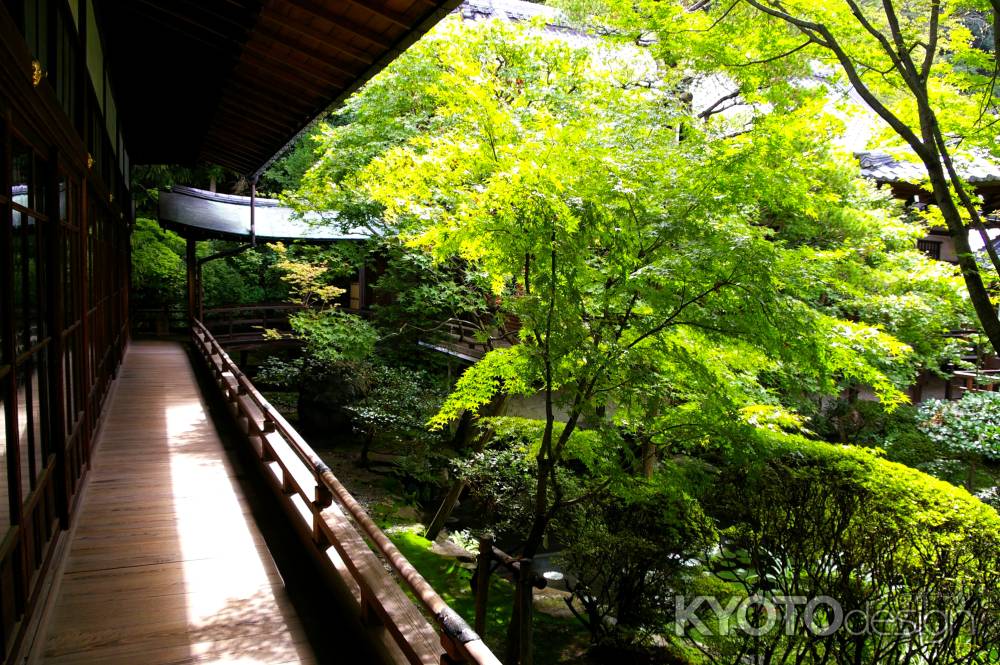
290,15,972,558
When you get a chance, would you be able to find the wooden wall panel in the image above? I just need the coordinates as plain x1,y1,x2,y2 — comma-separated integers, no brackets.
0,3,131,661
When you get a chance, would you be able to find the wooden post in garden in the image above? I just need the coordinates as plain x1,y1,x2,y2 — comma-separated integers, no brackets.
506,557,535,665
516,559,534,665
474,534,493,637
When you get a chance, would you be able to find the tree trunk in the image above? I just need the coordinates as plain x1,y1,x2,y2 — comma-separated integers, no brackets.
966,457,978,492
424,394,508,540
424,478,467,541
641,439,656,478
359,429,374,467
522,456,552,559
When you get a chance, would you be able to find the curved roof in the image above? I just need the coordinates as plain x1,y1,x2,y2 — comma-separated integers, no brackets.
158,186,370,242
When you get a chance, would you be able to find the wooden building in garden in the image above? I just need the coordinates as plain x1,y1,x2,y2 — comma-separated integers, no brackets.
856,150,1000,401
858,149,1000,263
0,2,503,664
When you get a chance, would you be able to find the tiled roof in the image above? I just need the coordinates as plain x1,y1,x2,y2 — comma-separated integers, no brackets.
858,150,1000,185
459,0,567,25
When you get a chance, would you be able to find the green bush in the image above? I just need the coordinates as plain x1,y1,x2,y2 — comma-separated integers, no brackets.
918,391,1000,490
345,364,448,487
691,437,1000,664
813,398,993,490
454,417,621,543
131,218,185,309
558,470,717,649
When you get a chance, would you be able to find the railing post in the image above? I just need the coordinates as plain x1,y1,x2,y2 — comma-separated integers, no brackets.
474,535,493,637
281,469,296,495
312,510,330,551
314,482,333,510
260,439,276,463
360,586,383,628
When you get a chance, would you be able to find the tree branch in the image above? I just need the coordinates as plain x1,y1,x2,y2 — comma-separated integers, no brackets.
879,0,925,90
728,37,815,67
741,0,928,157
698,89,740,119
920,0,940,82
930,126,1000,278
843,0,904,71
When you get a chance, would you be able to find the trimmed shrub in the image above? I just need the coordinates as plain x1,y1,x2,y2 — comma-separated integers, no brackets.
692,438,1000,664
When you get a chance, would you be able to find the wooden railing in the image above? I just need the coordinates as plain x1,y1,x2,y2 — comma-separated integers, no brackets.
202,303,305,349
952,369,1000,395
131,305,187,336
418,318,514,363
192,320,501,665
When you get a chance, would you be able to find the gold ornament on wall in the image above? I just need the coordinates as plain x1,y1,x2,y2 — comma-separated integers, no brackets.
31,60,45,87
87,154,94,169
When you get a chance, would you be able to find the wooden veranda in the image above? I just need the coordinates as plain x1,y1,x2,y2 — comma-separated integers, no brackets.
1,1,501,661
24,337,499,664
26,341,322,664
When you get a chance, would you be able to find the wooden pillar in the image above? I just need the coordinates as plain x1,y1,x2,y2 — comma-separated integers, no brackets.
517,559,534,665
506,559,534,665
80,168,92,464
186,237,197,327
474,535,493,638
358,263,369,310
250,177,257,246
46,148,69,528
197,264,204,322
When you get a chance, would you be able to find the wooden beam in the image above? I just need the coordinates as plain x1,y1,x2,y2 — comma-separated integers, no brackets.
342,0,413,30
286,0,396,49
132,0,246,49
200,136,264,163
214,98,300,137
208,114,290,150
258,12,375,65
223,77,317,115
253,27,364,79
234,51,338,97
241,40,352,89
160,0,258,40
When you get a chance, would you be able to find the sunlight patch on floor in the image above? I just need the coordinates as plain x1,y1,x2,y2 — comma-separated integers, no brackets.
165,400,307,663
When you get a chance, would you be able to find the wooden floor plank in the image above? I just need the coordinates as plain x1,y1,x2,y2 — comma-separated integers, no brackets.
36,341,317,665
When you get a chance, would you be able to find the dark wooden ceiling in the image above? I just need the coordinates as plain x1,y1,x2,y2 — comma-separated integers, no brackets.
94,0,461,174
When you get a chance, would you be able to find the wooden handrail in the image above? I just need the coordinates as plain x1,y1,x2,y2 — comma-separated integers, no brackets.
191,319,501,665
204,303,307,315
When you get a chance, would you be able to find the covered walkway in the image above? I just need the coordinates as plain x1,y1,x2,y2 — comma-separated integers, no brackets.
30,341,318,664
